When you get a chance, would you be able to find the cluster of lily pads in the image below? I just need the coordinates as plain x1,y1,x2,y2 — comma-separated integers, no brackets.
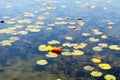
0,36,19,46
88,57,116,80
36,39,86,65
36,25,119,80
0,0,119,80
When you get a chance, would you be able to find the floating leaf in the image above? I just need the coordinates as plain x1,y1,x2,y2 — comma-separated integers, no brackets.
72,50,84,56
65,36,73,40
90,71,103,77
89,37,99,42
98,63,111,70
62,51,72,56
46,52,58,58
104,74,116,80
91,58,101,63
38,45,48,51
83,65,95,71
36,59,48,65
92,46,102,52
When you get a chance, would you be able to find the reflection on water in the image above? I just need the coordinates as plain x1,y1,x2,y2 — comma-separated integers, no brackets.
0,0,120,80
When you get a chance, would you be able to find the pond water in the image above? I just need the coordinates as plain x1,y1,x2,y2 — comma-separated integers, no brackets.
0,0,120,80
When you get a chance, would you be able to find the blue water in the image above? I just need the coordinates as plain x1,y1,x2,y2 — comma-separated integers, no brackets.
0,0,120,80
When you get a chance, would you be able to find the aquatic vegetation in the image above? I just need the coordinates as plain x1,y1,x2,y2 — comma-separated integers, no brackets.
89,37,99,42
46,27,53,30
73,43,87,49
25,25,41,32
61,51,72,56
24,12,35,17
50,46,62,54
17,19,31,24
91,58,101,63
0,0,119,80
17,31,28,35
77,20,85,26
65,36,73,40
36,59,48,65
90,71,103,77
71,50,84,56
94,31,103,35
69,22,76,25
55,17,64,21
0,40,12,46
62,43,72,47
98,63,111,70
92,46,102,52
109,45,120,50
48,40,60,45
104,74,116,80
6,21,16,24
101,35,107,39
35,22,45,25
68,26,76,29
46,52,58,58
98,43,108,48
83,65,95,71
38,45,48,51
82,33,91,36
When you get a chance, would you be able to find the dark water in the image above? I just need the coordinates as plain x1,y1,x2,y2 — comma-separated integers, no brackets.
0,0,120,80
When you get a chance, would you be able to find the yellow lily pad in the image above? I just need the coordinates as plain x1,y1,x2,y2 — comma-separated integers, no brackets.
98,63,111,70
91,58,101,63
104,74,116,80
90,71,103,77
38,45,48,51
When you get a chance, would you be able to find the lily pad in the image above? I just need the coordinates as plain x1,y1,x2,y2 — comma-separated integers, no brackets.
90,71,103,77
98,63,111,70
36,59,48,65
104,74,116,80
